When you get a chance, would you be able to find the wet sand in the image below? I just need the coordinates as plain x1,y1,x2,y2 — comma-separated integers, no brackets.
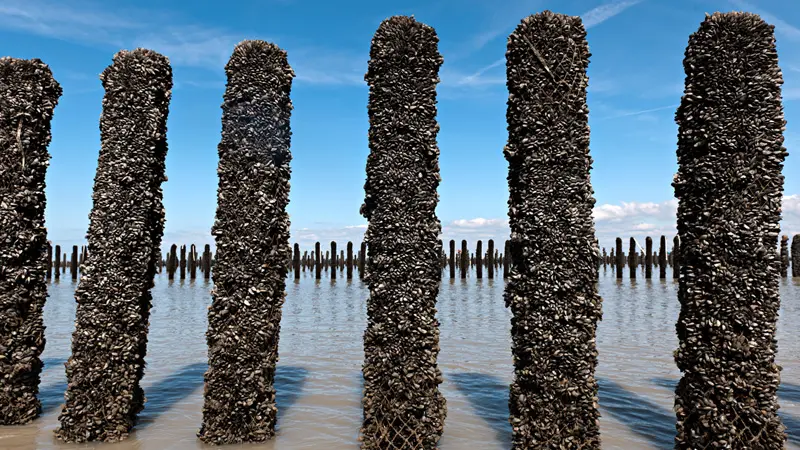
1,268,798,449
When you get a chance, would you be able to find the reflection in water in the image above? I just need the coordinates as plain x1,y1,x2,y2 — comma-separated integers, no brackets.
0,270,798,449
597,378,675,449
449,372,511,447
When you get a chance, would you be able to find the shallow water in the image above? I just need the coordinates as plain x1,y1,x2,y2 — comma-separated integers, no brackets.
2,266,799,449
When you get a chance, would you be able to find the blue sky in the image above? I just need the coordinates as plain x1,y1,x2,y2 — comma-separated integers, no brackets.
2,0,800,253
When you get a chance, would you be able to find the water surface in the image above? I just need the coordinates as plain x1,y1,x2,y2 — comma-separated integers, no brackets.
2,267,799,449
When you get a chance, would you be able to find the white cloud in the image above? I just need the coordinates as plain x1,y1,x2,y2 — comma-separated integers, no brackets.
632,222,656,231
456,0,643,88
582,0,643,29
729,0,800,42
47,194,800,258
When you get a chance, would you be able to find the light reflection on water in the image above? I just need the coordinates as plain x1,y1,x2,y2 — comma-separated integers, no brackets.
1,267,798,449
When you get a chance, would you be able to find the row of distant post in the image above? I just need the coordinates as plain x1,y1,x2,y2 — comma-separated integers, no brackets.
51,234,800,282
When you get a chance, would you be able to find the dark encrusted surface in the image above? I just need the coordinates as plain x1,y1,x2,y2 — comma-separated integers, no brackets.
359,15,446,450
198,40,294,445
503,11,602,449
0,57,61,425
55,48,171,442
672,12,787,449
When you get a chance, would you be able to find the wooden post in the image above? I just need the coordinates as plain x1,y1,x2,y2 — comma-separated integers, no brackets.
359,17,446,447
294,243,301,279
628,238,636,279
203,244,211,280
476,240,483,279
315,242,321,280
615,238,623,279
780,235,789,278
189,244,197,279
179,245,186,280
449,240,456,279
487,239,494,279
504,13,602,446
199,41,293,445
461,240,468,279
46,243,53,280
504,240,511,279
672,236,680,280
0,57,61,425
168,244,177,280
659,236,667,279
70,245,78,280
346,242,353,279
331,241,337,280
645,237,652,279
672,14,786,447
359,242,366,280
792,234,800,277
55,48,171,443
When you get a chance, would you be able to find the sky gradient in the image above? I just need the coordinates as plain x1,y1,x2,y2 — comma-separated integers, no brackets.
2,0,800,254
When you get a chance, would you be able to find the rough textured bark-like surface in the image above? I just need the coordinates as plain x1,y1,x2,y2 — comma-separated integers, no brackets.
0,57,61,425
199,40,294,445
629,238,636,279
792,234,800,277
503,11,602,449
359,242,366,279
780,235,789,278
461,240,468,279
331,241,337,280
55,49,170,443
672,12,787,449
347,241,354,279
488,239,494,279
359,15,446,450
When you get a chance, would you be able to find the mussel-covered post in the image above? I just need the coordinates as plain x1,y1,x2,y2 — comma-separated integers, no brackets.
780,235,788,278
659,235,667,279
615,238,623,279
792,234,800,277
503,12,602,448
330,241,337,280
645,237,652,279
199,40,294,444
359,16,446,449
0,57,61,425
672,236,680,279
461,239,468,279
628,238,636,279
672,12,787,448
315,242,321,279
55,49,170,442
294,243,301,279
487,239,494,279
